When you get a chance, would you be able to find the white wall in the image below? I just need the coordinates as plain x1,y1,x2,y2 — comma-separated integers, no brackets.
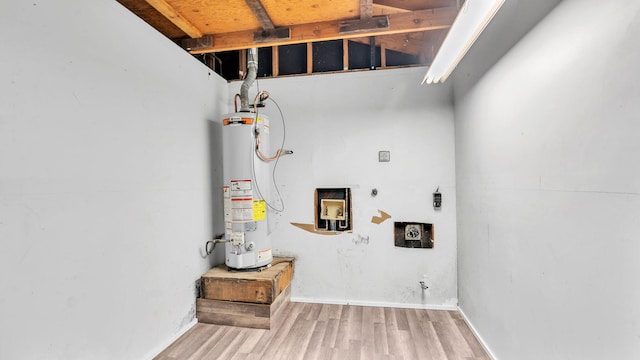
454,0,640,359
0,1,227,359
229,67,458,308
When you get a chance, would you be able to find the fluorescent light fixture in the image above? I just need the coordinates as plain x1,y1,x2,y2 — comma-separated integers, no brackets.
422,0,505,84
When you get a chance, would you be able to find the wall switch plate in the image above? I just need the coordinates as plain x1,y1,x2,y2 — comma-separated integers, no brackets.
378,150,390,162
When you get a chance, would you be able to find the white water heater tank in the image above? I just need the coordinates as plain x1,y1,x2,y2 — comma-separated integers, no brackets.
222,112,272,269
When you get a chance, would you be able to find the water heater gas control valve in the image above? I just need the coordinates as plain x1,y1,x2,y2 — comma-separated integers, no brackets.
231,232,245,246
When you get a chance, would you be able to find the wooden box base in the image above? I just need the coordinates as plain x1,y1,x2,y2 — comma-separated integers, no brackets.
196,257,295,329
200,257,295,304
196,285,290,329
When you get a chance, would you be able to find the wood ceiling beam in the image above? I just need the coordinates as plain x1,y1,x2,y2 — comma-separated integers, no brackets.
372,3,411,15
339,16,389,34
374,0,454,11
245,0,275,30
144,0,202,38
188,6,456,54
343,39,349,70
361,0,373,19
350,34,424,55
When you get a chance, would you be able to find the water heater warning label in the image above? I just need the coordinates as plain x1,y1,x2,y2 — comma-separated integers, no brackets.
227,180,254,222
234,210,253,221
257,248,272,263
230,179,252,197
223,186,231,222
253,200,266,221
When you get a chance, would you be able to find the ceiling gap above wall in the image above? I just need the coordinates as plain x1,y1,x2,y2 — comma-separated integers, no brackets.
117,0,460,79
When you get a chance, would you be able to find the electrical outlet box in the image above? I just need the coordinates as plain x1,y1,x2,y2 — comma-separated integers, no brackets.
433,191,442,209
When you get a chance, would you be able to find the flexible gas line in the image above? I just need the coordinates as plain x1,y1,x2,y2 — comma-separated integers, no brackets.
205,235,228,255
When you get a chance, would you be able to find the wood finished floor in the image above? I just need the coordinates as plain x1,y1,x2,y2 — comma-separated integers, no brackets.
155,302,490,360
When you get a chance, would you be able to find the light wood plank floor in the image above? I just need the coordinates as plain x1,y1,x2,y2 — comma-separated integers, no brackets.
154,302,490,360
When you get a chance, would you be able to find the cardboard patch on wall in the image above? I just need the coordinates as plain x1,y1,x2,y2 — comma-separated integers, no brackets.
371,210,391,224
290,191,392,235
290,222,341,235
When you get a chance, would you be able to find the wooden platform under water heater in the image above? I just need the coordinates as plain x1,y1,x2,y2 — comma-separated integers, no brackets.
196,257,295,329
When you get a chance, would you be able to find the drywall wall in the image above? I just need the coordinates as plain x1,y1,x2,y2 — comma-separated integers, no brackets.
228,67,457,308
0,1,227,359
453,0,561,99
454,0,640,359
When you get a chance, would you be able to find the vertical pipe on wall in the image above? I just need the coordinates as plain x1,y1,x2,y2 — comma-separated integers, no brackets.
240,48,258,112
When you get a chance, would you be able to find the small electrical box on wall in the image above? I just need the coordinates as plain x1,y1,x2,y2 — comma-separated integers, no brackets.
394,222,434,248
433,186,442,209
315,188,352,232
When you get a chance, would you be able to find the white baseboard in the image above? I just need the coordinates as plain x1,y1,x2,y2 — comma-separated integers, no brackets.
457,306,498,360
144,318,198,360
290,296,458,311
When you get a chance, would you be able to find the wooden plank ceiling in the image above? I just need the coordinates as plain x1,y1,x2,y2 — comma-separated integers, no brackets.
117,0,459,64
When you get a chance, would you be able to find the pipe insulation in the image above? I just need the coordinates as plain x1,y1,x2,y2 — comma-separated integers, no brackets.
240,48,258,112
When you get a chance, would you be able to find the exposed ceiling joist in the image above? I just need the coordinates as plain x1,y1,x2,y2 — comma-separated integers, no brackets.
350,33,424,55
372,4,411,15
361,0,374,19
375,0,456,11
245,0,275,30
143,0,202,38
339,16,389,34
181,35,214,51
188,6,457,54
253,27,291,44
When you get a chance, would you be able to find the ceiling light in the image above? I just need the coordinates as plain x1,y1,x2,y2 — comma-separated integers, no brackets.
422,0,505,84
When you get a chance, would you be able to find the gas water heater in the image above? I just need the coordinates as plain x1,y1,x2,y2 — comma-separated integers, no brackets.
221,112,273,269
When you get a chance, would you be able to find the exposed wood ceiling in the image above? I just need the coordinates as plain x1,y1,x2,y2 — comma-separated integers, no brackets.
118,0,459,63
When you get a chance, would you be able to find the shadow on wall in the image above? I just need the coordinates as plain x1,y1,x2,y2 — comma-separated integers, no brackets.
208,119,225,266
